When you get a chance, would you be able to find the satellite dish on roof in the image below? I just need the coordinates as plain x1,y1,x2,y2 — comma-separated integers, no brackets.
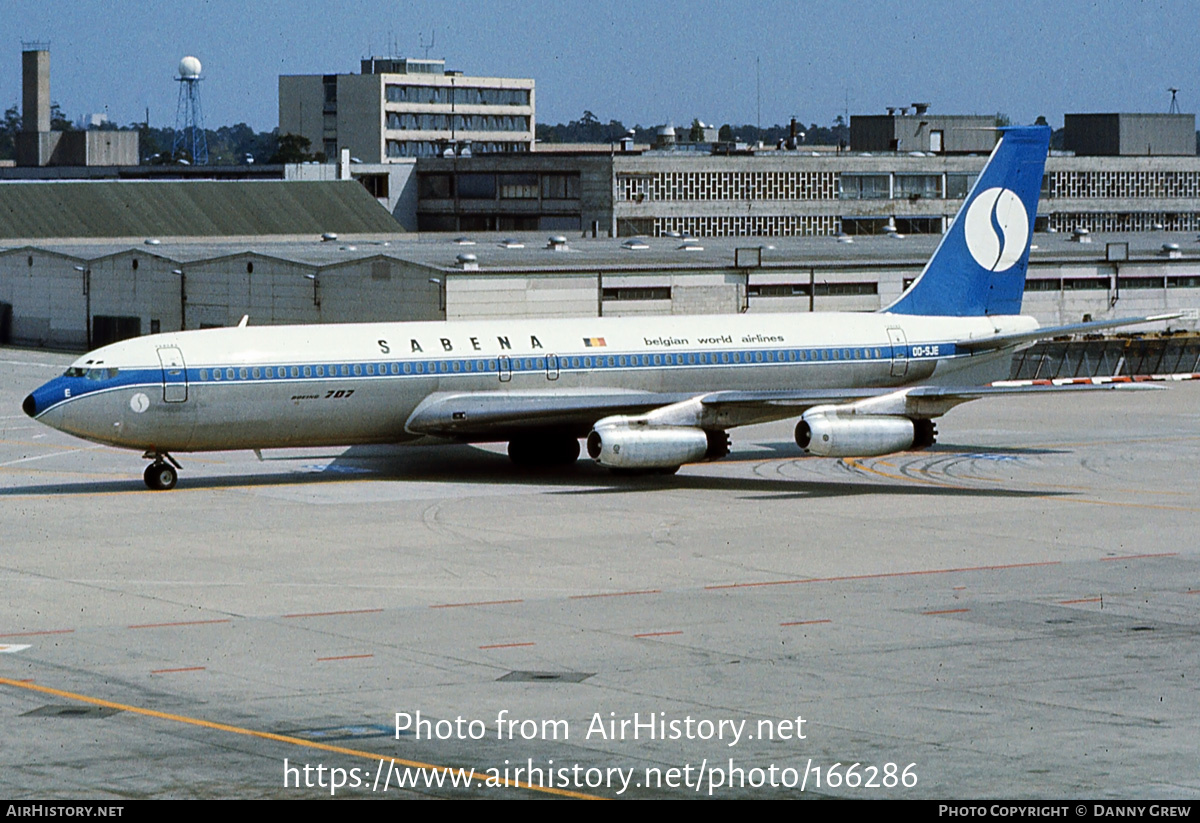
178,56,202,79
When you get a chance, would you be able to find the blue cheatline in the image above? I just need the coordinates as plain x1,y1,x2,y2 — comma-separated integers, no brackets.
885,125,1051,318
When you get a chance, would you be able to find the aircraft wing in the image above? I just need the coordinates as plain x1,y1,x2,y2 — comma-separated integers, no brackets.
406,383,1157,440
405,389,700,437
956,313,1182,352
405,387,903,438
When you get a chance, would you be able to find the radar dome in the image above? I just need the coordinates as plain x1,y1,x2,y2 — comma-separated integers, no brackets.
178,56,202,79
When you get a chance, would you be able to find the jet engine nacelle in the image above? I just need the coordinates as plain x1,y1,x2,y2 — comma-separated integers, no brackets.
795,412,922,458
586,424,710,470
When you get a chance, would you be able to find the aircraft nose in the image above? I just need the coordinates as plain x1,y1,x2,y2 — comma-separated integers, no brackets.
23,394,37,417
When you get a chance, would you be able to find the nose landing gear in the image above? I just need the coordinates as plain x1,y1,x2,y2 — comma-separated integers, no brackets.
142,452,182,490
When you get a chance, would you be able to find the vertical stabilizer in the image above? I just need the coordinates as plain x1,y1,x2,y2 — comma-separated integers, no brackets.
885,125,1050,317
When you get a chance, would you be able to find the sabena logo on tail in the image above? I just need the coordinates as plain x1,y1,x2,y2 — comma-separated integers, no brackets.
963,187,1029,272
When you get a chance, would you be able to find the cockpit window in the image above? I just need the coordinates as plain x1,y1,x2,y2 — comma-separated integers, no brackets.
66,367,119,380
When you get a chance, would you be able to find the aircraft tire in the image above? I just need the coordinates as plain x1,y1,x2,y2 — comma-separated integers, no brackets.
144,462,178,491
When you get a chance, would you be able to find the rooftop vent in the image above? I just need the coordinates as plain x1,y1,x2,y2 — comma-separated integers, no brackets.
621,238,649,250
454,236,475,245
1071,227,1092,243
912,102,930,115
678,240,704,251
499,239,524,249
546,235,569,251
1160,242,1182,258
456,252,479,270
321,232,338,242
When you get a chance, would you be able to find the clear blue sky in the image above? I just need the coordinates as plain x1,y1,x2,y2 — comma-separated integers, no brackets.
2,0,1198,133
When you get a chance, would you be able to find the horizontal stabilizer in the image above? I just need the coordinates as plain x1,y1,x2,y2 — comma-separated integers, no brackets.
956,312,1183,352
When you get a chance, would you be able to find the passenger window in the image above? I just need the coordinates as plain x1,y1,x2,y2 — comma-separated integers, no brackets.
227,369,236,380
253,368,261,379
239,368,248,379
200,369,209,380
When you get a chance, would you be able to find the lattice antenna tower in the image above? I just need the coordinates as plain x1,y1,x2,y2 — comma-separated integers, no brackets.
172,56,208,165
1168,88,1180,114
420,30,436,59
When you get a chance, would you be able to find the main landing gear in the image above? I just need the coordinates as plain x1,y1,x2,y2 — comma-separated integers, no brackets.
142,451,182,490
507,434,581,468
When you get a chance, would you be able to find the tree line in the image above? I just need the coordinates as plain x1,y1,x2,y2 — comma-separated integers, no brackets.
535,110,851,146
0,105,299,165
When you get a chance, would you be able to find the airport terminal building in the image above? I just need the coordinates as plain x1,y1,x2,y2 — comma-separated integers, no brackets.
414,112,1200,238
2,103,1199,353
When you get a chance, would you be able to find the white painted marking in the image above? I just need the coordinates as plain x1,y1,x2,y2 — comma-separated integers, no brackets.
0,360,61,369
0,447,87,467
0,644,31,653
130,393,150,414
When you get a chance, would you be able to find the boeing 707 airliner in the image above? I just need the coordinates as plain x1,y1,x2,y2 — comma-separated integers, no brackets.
22,126,1171,489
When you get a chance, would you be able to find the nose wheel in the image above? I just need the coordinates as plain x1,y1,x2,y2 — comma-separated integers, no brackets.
142,452,181,490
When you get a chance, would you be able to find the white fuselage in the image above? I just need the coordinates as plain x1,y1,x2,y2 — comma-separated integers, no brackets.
27,311,1036,453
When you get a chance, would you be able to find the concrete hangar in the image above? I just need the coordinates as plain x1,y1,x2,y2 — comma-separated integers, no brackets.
3,220,1199,351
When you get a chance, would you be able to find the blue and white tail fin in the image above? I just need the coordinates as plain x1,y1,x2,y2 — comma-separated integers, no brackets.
885,125,1050,317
